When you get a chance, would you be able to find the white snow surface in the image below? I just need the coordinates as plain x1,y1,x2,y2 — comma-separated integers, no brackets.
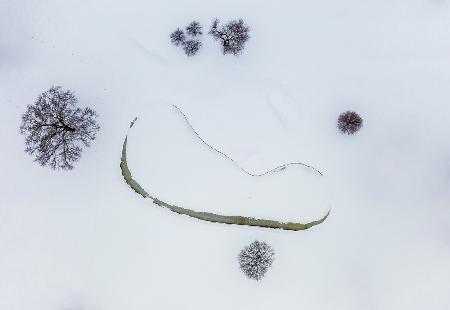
1,0,450,309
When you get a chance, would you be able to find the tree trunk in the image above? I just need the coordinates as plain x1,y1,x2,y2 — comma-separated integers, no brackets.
63,125,76,132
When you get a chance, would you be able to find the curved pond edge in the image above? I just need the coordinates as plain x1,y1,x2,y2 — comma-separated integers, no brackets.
120,119,330,231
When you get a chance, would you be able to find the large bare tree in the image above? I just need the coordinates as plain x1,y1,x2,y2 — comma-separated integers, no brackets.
20,86,100,170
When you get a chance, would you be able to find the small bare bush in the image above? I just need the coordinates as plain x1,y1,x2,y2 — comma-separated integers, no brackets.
170,28,185,46
186,21,202,36
337,111,363,134
238,240,274,280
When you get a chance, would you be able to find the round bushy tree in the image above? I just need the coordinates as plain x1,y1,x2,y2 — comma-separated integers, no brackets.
238,240,274,280
337,111,363,134
170,28,185,46
20,86,100,170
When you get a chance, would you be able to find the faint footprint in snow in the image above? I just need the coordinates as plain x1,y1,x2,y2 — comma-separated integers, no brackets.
266,85,301,130
122,32,168,66
429,0,446,5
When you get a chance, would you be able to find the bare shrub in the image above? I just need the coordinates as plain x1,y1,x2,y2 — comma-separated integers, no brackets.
183,39,201,56
337,111,363,134
186,21,202,36
170,28,185,46
209,18,250,56
238,240,274,280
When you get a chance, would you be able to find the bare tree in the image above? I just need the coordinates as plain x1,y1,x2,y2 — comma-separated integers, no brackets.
209,18,250,56
183,39,201,56
337,111,363,134
186,21,202,36
170,28,185,46
238,240,274,280
20,86,100,170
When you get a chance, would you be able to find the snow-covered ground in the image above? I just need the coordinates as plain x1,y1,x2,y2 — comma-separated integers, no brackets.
1,0,450,309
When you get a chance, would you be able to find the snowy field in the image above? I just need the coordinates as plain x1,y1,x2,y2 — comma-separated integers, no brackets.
1,0,450,309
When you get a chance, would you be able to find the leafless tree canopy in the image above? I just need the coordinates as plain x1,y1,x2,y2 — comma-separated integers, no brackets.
183,39,201,56
170,28,186,46
20,86,100,170
238,240,274,280
186,21,202,36
337,111,363,134
209,18,250,56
